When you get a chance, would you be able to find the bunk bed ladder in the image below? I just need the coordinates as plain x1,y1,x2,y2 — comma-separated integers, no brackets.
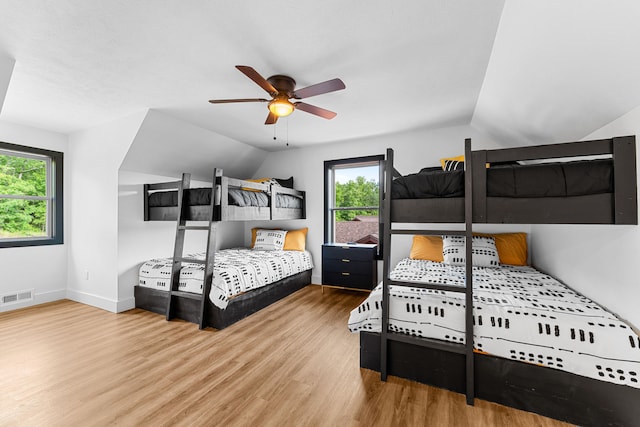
380,142,475,405
166,171,220,330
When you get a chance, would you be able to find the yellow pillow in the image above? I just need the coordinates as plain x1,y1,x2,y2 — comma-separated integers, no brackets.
439,155,490,169
440,155,465,170
409,235,443,262
476,232,528,266
283,227,308,251
251,227,308,251
242,178,272,192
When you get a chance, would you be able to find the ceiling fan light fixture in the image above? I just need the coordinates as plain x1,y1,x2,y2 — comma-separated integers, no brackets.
268,97,294,117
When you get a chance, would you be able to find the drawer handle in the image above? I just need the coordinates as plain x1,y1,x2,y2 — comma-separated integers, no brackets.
341,272,350,276
341,259,350,263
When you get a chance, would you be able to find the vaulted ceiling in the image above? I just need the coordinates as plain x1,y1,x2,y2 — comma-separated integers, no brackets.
1,1,639,151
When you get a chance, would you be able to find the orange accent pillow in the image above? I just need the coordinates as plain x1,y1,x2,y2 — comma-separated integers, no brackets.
283,228,308,251
251,227,308,251
409,235,443,262
476,232,528,266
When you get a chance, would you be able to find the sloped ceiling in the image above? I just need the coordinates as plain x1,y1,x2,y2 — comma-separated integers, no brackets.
472,0,640,146
120,110,267,181
0,1,639,152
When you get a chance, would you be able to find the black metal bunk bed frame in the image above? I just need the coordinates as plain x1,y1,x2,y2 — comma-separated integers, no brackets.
365,136,640,426
135,171,311,330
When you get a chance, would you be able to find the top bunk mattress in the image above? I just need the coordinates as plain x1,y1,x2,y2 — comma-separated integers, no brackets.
148,187,303,209
391,159,613,199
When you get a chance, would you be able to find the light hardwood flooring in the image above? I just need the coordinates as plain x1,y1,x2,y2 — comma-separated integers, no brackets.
0,286,571,427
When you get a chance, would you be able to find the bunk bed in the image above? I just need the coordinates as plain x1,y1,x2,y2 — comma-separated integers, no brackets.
135,171,311,330
143,174,305,221
390,135,637,225
350,136,639,426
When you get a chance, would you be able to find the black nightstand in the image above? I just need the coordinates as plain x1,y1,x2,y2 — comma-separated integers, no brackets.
322,243,378,291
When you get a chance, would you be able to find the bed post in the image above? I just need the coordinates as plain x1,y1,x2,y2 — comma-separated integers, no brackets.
471,150,487,223
612,135,637,225
380,148,394,381
199,168,220,330
143,184,150,221
464,138,475,405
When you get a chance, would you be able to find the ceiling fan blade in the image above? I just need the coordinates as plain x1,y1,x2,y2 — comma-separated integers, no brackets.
293,78,345,99
209,98,269,104
294,102,337,120
265,111,279,125
236,65,278,96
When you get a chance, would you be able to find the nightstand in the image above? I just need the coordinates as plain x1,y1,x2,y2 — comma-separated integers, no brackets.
322,243,378,291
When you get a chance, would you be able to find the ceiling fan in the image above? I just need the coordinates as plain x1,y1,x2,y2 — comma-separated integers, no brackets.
209,65,346,125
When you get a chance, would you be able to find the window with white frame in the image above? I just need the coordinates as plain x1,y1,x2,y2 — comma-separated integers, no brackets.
324,155,384,254
0,142,63,248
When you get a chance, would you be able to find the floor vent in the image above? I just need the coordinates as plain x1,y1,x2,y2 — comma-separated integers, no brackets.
1,289,34,305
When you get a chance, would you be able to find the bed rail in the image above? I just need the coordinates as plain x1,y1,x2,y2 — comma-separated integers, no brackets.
389,135,636,225
143,172,306,222
471,135,636,224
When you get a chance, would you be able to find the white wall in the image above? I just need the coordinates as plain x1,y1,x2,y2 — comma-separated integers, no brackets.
531,107,640,328
67,111,147,312
0,121,68,311
117,170,245,308
252,123,529,284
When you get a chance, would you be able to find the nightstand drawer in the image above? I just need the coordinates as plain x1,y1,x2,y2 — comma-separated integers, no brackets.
322,271,372,290
323,258,373,275
323,245,375,262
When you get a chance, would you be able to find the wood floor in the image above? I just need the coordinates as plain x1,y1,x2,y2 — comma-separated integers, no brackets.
0,286,572,427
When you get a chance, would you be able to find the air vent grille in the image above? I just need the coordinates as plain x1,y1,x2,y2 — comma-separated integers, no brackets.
1,289,34,305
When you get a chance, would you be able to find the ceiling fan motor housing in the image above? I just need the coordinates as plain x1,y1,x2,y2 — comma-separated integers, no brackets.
267,75,296,96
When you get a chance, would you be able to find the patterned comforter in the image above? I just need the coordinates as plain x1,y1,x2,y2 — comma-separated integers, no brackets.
139,249,313,309
348,258,640,388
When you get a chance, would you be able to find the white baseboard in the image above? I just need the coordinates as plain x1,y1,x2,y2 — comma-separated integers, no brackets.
0,288,66,312
66,289,136,313
66,288,119,313
116,297,136,313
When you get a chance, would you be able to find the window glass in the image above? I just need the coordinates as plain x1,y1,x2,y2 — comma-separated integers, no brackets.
0,143,63,247
325,156,383,250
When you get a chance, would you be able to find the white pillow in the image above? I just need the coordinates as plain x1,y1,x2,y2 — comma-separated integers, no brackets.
253,229,287,250
442,235,499,267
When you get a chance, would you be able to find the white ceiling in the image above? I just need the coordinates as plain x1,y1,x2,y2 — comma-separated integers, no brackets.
1,1,639,152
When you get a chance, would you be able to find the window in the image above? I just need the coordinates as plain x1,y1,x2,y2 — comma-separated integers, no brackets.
324,155,384,254
0,141,63,248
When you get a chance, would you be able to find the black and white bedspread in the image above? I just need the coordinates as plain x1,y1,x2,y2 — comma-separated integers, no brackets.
348,258,640,388
139,249,313,309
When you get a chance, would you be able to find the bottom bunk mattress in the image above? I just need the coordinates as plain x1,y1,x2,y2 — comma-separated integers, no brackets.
348,258,640,389
138,248,313,309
